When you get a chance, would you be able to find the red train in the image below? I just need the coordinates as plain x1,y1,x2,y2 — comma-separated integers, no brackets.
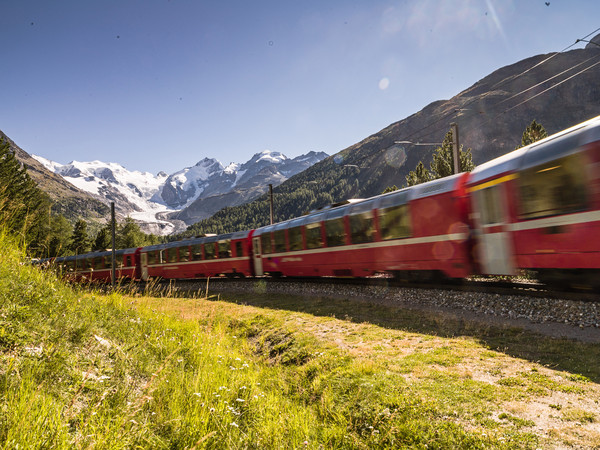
48,115,600,290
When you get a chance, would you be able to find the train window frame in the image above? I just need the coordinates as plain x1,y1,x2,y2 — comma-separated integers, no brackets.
476,186,504,226
166,247,178,263
273,229,286,253
204,242,216,260
324,207,348,248
218,240,232,258
304,213,324,250
234,241,244,257
260,230,273,255
348,200,376,244
192,243,203,260
179,245,191,262
517,153,589,220
287,225,303,251
377,203,412,241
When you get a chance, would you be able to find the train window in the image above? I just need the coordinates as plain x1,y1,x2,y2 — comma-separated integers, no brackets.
179,246,191,262
205,243,216,260
234,241,244,257
147,251,156,265
273,230,286,253
305,222,323,249
378,204,412,240
192,244,203,260
116,254,124,267
93,257,104,269
325,218,346,247
349,210,375,244
260,233,272,254
218,241,231,258
477,186,503,225
104,255,111,267
166,247,178,263
288,226,303,251
518,153,588,220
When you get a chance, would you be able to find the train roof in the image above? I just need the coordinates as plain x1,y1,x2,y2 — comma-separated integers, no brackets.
55,247,139,262
469,114,600,185
253,172,465,235
142,230,249,252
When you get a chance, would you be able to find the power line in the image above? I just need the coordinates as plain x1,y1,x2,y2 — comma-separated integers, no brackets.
394,26,600,145
500,58,600,115
495,55,599,107
344,27,600,170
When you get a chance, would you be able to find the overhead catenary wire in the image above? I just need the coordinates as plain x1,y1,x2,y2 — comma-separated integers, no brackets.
500,58,600,115
345,26,600,169
494,55,600,107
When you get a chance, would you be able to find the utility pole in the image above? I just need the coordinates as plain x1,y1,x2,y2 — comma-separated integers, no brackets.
111,202,116,290
269,184,274,225
451,122,460,174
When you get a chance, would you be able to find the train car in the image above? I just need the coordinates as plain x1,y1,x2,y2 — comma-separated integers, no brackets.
139,230,254,281
466,115,600,288
51,247,141,282
252,172,473,279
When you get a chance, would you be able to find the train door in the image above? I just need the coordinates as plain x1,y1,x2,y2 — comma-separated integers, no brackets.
472,183,516,275
140,252,149,281
252,237,264,276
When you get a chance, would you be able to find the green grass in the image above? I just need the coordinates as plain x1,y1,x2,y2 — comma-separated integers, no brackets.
1,230,600,448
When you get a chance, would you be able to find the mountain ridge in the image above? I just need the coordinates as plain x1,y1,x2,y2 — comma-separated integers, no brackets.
32,150,328,235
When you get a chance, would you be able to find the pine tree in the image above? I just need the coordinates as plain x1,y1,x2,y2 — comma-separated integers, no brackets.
44,214,72,257
518,120,548,148
93,225,112,251
405,128,475,187
0,138,51,253
118,217,146,248
69,219,91,254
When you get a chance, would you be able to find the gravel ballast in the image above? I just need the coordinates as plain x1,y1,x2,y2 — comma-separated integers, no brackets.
172,278,600,343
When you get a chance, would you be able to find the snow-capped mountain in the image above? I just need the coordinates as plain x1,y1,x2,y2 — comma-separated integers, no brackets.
32,150,328,235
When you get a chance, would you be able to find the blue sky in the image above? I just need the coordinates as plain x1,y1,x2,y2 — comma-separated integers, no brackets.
2,0,599,175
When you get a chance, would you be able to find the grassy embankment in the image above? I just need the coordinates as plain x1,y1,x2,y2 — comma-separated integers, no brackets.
1,229,600,448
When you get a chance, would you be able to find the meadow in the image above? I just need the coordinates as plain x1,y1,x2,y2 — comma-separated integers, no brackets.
1,230,599,449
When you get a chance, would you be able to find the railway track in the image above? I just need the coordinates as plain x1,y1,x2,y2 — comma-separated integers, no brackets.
154,275,600,303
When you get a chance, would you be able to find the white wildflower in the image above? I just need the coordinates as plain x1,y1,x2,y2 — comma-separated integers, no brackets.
94,335,111,348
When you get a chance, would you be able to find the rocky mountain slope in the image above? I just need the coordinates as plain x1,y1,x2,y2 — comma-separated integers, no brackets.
185,45,600,235
32,150,327,235
0,131,109,223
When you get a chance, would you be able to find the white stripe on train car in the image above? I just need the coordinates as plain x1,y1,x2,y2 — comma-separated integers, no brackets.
508,210,600,232
261,232,469,259
147,256,249,270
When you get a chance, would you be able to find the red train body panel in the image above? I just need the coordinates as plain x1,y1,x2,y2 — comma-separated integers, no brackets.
466,115,600,286
49,248,141,283
45,115,600,289
139,230,254,280
252,173,472,279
